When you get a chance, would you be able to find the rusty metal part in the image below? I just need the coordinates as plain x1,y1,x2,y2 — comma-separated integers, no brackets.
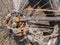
5,22,28,36
4,11,28,37
17,26,29,36
13,17,20,23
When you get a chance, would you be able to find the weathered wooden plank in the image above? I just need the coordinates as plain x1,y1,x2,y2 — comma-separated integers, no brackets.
20,17,60,21
25,8,60,13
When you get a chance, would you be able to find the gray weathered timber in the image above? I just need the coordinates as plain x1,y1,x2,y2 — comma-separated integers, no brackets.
20,17,60,21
